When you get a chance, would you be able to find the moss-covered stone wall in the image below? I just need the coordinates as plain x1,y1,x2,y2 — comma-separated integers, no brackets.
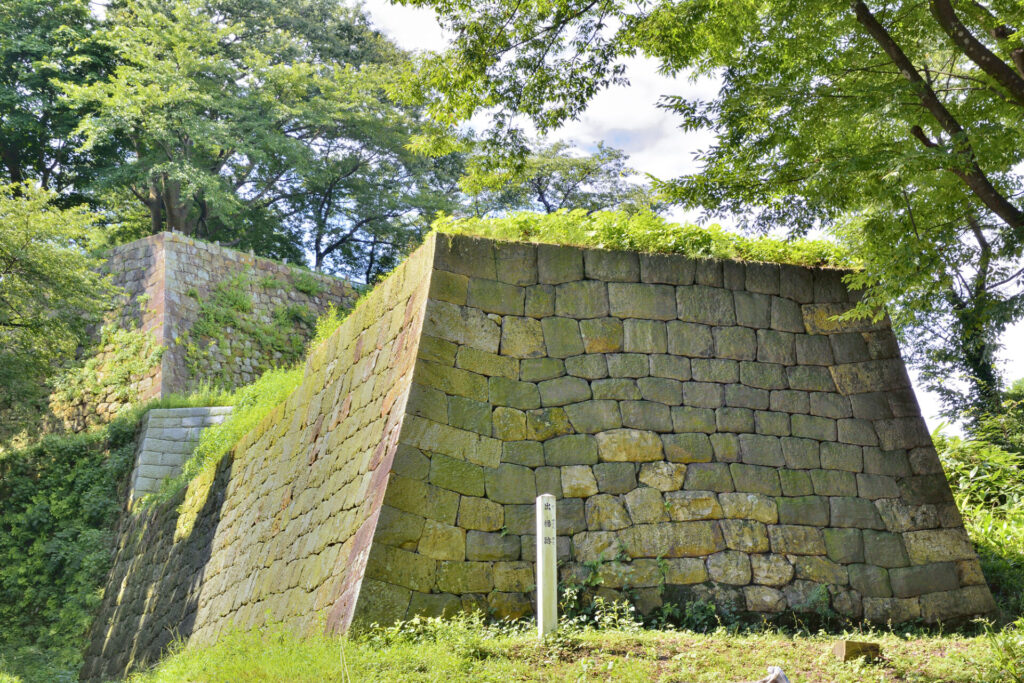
80,237,434,681
53,233,355,432
82,233,995,681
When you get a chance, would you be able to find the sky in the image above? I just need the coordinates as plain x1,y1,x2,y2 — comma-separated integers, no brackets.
362,1,1024,433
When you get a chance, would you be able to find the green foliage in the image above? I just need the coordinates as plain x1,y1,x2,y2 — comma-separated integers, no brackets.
936,394,1024,618
50,322,164,409
145,365,304,509
0,183,115,443
461,140,661,217
976,617,1024,683
436,209,852,268
290,269,323,297
182,274,317,385
0,408,143,682
0,0,116,199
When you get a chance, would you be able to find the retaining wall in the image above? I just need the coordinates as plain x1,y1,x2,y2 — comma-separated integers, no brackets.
82,233,996,681
53,232,355,431
127,407,233,505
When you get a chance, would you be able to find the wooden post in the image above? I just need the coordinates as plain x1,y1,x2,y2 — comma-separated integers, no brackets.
536,493,557,638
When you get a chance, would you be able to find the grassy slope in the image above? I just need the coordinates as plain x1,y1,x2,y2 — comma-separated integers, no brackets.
123,620,1010,683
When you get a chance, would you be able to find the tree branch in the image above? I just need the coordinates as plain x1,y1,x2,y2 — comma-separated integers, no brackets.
851,0,1024,235
930,0,1024,107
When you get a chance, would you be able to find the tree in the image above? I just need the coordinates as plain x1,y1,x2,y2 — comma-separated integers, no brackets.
0,0,117,202
64,0,463,273
409,0,1024,418
460,140,659,216
0,183,113,433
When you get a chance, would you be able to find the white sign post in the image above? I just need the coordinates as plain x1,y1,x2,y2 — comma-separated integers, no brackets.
536,493,557,638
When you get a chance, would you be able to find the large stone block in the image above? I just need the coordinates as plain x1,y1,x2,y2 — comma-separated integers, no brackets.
677,285,736,326
618,521,725,558
556,280,609,318
597,429,664,462
609,283,676,320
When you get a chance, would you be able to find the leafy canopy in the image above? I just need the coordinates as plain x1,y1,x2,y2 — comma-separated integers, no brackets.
0,183,113,423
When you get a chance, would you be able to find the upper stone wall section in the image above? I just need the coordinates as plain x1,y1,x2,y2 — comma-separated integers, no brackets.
58,233,356,430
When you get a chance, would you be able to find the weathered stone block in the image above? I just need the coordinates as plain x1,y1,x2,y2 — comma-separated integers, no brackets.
595,462,639,493
607,353,649,378
384,475,460,525
919,585,997,623
751,554,795,586
535,466,562,498
436,561,494,594
638,377,684,405
739,433,784,466
564,352,609,380
730,463,782,496
492,407,526,441
692,358,740,384
544,434,599,466
457,346,518,380
597,429,664,462
484,463,537,504
458,497,504,531
862,530,910,568
671,406,716,434
493,562,534,593
779,469,813,497
448,396,491,436
497,315,548,360
768,525,826,555
541,317,585,358
467,278,525,316
624,487,668,524
820,442,862,472
720,519,770,553
838,418,879,446
682,381,724,409
663,433,713,463
824,528,864,564
376,505,427,551
562,465,599,498
640,253,695,285
650,354,691,381
494,241,537,286
585,494,632,530
780,437,820,470
725,384,769,411
466,530,520,561
684,463,734,492
429,269,469,305
537,375,590,406
677,285,736,325
366,545,436,593
707,550,752,584
778,496,830,527
754,410,790,437
579,317,623,353
525,284,555,318
667,321,714,357
889,562,959,598
637,462,686,492
665,490,724,521
526,407,573,441
520,358,564,383
734,291,771,328
502,440,544,467
792,414,837,442
740,362,787,390
857,473,899,500
849,564,891,598
418,520,467,561
537,244,583,284
863,596,921,623
830,333,870,364
565,400,622,434
830,496,885,529
902,528,977,564
555,280,609,319
624,319,668,354
621,400,673,432
593,378,641,401
619,521,725,558
787,366,836,392
714,326,757,361
585,249,639,282
430,454,485,497
609,283,676,320
771,297,804,333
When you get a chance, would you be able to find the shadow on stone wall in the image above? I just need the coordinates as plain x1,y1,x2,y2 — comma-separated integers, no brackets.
79,453,233,681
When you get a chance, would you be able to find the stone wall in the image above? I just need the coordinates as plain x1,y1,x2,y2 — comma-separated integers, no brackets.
83,233,995,680
53,232,355,431
128,407,233,505
80,236,434,681
362,234,995,626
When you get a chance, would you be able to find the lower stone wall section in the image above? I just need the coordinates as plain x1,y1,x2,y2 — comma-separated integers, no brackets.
128,407,233,504
80,237,434,681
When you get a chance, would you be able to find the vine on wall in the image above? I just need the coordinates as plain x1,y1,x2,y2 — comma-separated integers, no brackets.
180,274,318,388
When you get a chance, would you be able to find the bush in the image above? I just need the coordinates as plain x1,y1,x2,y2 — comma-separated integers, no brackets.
435,209,853,268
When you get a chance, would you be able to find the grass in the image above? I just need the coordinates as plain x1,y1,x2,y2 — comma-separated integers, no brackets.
118,616,1017,683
